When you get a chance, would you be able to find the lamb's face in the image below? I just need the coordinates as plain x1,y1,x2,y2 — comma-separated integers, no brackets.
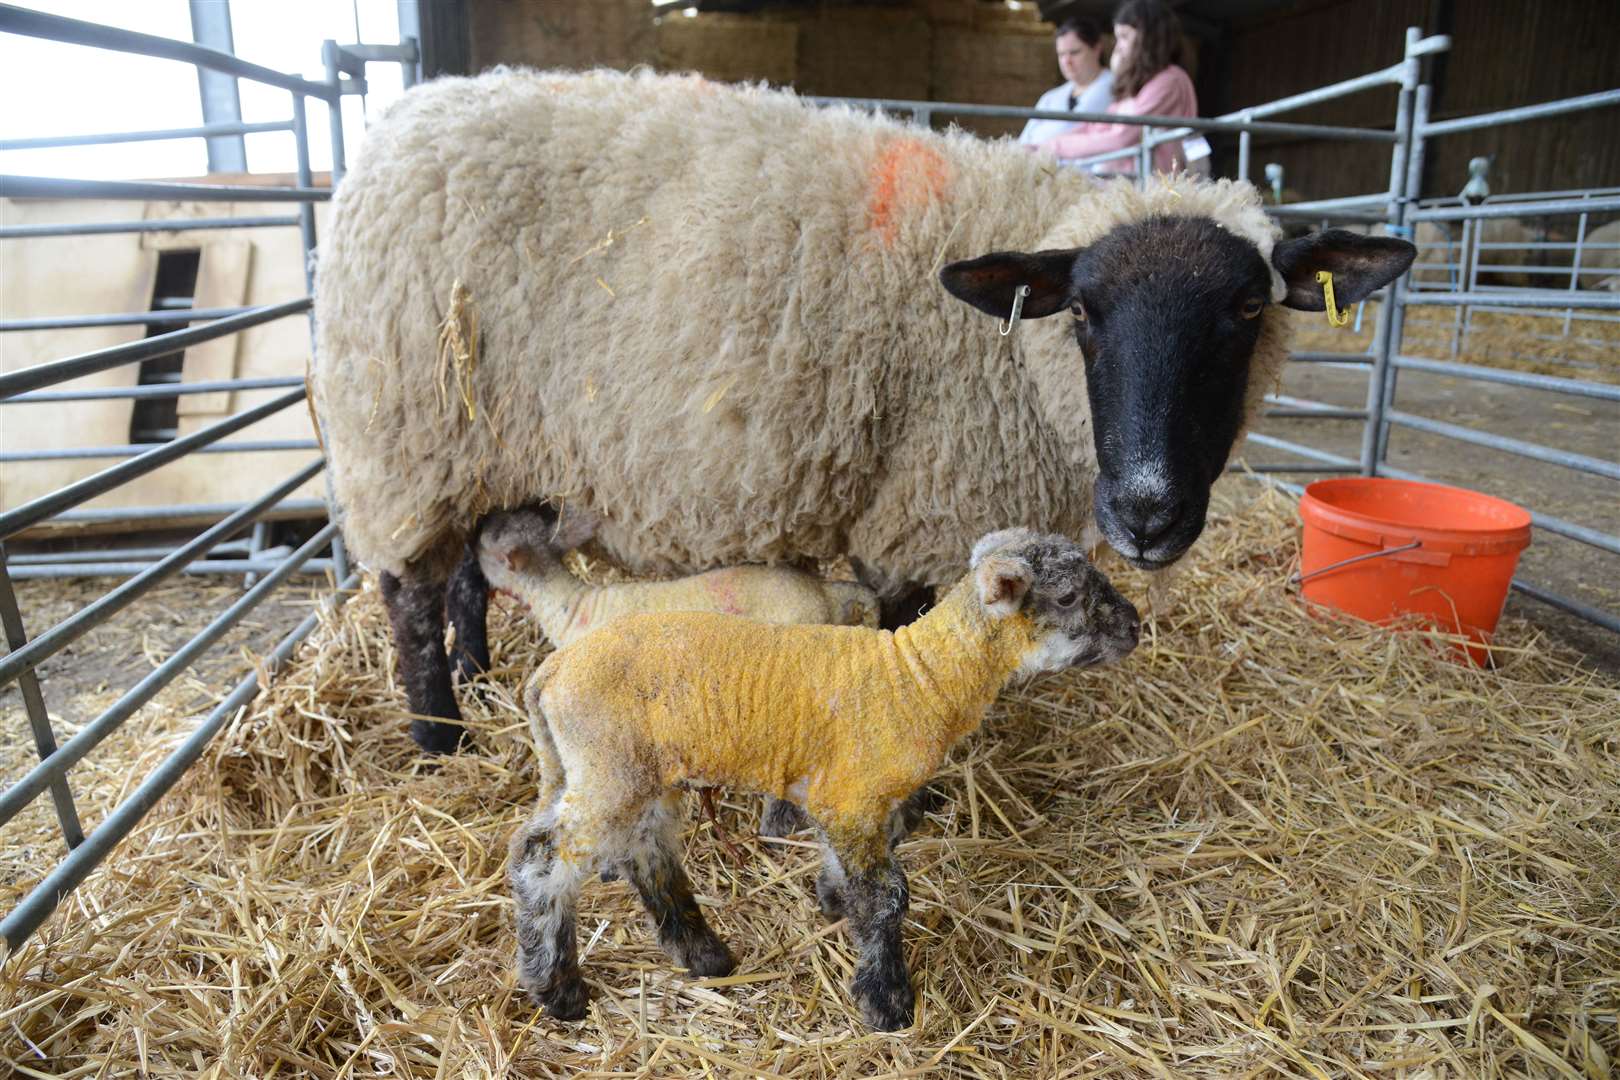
971,529,1139,677
476,506,595,588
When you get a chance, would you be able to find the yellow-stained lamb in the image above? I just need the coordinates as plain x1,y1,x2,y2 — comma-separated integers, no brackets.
508,527,1140,1031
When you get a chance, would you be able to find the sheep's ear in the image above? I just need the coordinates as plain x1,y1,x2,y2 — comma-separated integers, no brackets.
1272,229,1416,311
975,556,1032,618
939,249,1078,320
971,527,1034,568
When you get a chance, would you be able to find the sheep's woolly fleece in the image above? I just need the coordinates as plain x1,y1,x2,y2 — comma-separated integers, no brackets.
312,67,1290,588
533,574,1037,843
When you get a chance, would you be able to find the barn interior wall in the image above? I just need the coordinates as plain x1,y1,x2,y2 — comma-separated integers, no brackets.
1213,0,1620,204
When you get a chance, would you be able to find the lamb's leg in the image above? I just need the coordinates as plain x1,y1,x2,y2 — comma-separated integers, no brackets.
445,542,491,687
769,782,937,845
624,793,735,978
878,583,935,631
759,797,810,839
509,808,590,1019
834,841,914,1032
379,568,466,753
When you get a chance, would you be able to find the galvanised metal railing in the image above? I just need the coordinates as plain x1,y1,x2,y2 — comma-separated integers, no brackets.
816,27,1620,637
0,4,419,949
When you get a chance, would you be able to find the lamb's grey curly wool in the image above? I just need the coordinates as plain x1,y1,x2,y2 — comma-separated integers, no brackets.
312,67,1290,590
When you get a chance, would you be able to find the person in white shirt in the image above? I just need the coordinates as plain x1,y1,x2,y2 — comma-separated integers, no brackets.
1019,18,1114,150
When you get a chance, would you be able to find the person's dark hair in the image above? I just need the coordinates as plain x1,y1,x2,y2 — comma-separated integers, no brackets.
1054,16,1104,48
1111,0,1182,100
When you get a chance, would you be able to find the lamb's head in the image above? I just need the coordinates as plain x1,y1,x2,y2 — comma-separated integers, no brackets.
941,217,1414,571
476,505,598,589
969,527,1140,678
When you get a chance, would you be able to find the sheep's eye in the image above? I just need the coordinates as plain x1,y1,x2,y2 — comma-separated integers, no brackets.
1240,297,1265,319
1072,304,1087,323
1056,590,1079,608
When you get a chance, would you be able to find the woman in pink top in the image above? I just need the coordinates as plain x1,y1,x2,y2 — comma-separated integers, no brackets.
1033,0,1197,175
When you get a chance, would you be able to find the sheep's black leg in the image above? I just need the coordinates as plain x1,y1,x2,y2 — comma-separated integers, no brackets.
625,795,734,977
509,814,589,1019
445,542,491,686
833,842,914,1031
379,569,466,753
848,558,933,632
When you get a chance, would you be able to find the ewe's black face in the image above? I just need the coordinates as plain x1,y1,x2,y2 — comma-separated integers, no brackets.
942,220,1415,571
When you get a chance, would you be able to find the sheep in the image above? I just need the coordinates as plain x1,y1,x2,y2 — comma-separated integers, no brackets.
310,67,1414,752
505,526,1140,1030
474,506,879,649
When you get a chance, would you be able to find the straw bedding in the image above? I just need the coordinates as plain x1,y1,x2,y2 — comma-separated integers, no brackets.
2,484,1616,1078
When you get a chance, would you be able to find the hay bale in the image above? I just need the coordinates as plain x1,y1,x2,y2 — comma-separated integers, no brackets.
2,486,1616,1077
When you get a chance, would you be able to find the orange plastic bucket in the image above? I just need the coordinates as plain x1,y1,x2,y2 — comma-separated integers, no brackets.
1297,478,1531,665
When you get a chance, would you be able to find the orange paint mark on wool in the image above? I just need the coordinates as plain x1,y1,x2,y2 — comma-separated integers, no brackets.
865,137,951,246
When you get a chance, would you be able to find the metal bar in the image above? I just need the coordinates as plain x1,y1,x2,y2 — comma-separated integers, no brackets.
0,388,308,540
321,43,348,184
0,568,359,951
1403,290,1620,310
1226,462,1350,473
1,307,256,332
1289,351,1375,365
0,298,309,399
7,540,251,564
0,462,324,688
1243,432,1358,467
0,524,341,835
1360,77,1416,476
1264,408,1370,420
1383,410,1620,482
1266,206,1388,224
187,0,247,173
1214,61,1414,121
0,439,319,462
1236,110,1251,182
43,498,327,527
1391,356,1620,402
0,3,336,100
0,120,291,152
1410,197,1620,222
0,175,329,203
0,552,85,849
8,558,336,580
809,97,1399,140
290,96,318,298
1419,89,1620,137
7,376,305,402
1508,579,1620,636
0,216,300,240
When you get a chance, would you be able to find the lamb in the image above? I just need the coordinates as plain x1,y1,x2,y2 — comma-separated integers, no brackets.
506,527,1140,1030
474,506,879,649
311,67,1414,752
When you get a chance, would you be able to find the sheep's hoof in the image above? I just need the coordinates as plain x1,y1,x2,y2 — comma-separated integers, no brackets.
815,869,846,921
758,798,809,838
533,975,589,1021
855,980,915,1032
677,934,736,979
410,718,470,755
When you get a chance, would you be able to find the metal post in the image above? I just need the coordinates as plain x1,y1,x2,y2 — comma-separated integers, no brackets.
289,94,319,300
1359,28,1422,476
321,40,348,184
0,551,85,850
1375,81,1429,463
1138,126,1153,189
1237,110,1252,183
1565,202,1589,337
186,0,247,172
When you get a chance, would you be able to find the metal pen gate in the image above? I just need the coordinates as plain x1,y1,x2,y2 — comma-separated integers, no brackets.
2,13,1616,953
0,3,418,949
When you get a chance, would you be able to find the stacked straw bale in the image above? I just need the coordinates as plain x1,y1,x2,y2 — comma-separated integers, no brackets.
2,485,1616,1078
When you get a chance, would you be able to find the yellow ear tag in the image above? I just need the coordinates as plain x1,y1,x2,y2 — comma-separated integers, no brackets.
1316,270,1354,328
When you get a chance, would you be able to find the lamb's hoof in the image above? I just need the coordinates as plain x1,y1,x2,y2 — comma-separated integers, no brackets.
410,718,469,755
758,798,809,838
676,934,736,979
815,869,846,921
856,983,915,1032
532,975,589,1021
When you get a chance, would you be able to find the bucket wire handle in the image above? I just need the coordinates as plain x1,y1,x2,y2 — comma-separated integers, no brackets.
1290,539,1422,588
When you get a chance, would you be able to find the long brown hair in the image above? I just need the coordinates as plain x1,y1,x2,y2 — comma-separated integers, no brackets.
1111,0,1182,100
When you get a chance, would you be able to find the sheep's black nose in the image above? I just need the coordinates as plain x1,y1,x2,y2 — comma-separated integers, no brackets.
1115,494,1186,555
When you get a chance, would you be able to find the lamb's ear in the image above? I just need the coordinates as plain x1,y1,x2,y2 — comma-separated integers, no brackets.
939,249,1079,320
971,527,1034,568
1271,229,1416,311
546,503,598,551
974,556,1033,618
